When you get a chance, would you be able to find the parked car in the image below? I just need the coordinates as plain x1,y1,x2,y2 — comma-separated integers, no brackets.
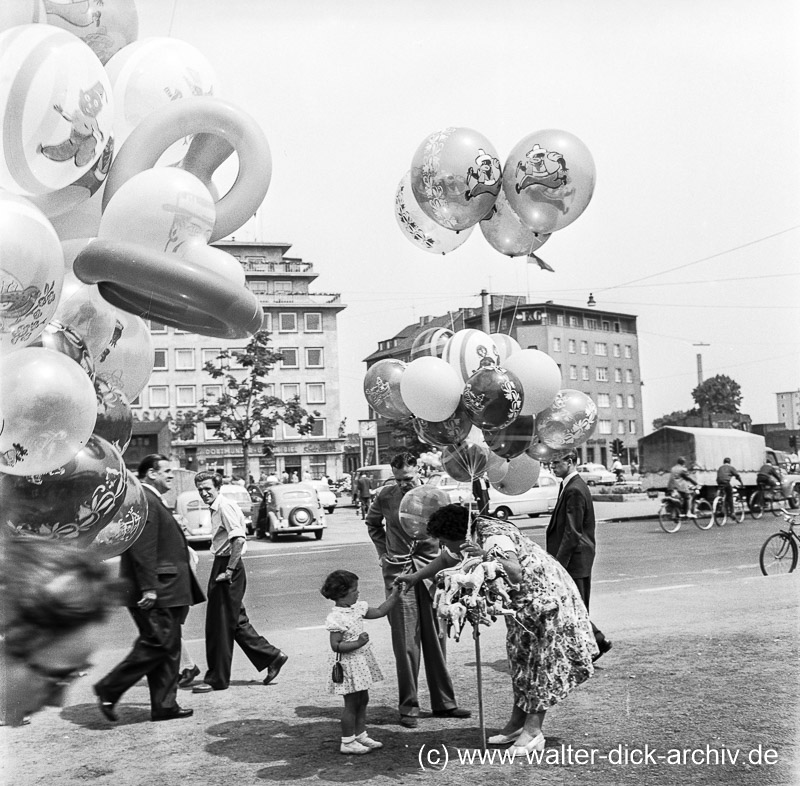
312,480,337,513
262,483,326,541
350,464,394,506
576,463,616,486
175,484,254,543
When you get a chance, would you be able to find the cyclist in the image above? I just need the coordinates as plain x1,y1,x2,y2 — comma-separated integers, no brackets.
668,457,697,518
715,457,742,516
756,459,782,500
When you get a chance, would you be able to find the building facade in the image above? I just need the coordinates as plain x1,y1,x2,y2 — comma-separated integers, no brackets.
776,390,800,429
129,241,347,481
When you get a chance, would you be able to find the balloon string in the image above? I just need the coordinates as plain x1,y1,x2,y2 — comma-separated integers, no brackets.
168,0,179,35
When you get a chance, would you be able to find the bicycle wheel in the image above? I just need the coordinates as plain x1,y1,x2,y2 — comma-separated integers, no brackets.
769,496,783,518
748,491,764,520
712,496,727,527
733,496,745,524
659,503,681,533
694,499,713,529
759,532,798,575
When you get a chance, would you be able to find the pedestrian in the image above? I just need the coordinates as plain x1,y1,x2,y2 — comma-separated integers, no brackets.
94,455,205,723
365,452,470,728
290,471,299,483
320,570,401,754
281,470,289,484
191,471,288,693
396,504,598,754
356,471,372,520
547,450,613,661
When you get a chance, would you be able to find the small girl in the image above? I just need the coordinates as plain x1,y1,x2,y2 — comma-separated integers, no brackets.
320,569,400,755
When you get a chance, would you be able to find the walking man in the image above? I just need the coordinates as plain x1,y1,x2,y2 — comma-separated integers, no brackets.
547,450,613,661
191,471,287,692
356,471,372,519
94,455,205,722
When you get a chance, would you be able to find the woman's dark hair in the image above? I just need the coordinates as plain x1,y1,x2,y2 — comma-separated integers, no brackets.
320,569,359,600
426,503,470,541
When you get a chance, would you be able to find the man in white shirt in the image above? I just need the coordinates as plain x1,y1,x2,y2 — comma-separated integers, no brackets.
191,472,287,692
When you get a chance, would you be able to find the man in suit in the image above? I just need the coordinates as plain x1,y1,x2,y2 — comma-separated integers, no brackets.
546,450,612,662
94,454,205,722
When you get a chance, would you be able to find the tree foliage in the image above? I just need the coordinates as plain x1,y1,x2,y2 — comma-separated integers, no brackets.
692,374,742,414
653,409,697,430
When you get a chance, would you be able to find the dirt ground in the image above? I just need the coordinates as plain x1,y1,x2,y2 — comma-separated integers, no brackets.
2,572,798,786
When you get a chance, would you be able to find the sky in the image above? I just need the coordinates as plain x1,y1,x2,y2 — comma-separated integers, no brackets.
133,0,800,433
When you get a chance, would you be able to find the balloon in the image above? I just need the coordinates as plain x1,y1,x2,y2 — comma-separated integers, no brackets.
0,25,113,196
526,439,558,462
99,168,216,252
442,441,489,483
400,357,462,422
491,454,541,496
92,310,154,401
0,193,64,352
0,434,127,543
53,280,118,360
483,416,536,460
175,239,246,287
462,360,524,430
0,347,97,476
94,375,133,453
409,326,453,361
28,319,95,379
394,171,473,254
502,348,562,416
503,129,596,234
105,37,218,148
0,1,47,33
442,328,499,386
363,359,411,419
486,452,510,484
490,333,522,364
398,485,451,539
410,127,501,230
480,190,551,257
536,389,598,449
87,470,148,560
413,404,472,448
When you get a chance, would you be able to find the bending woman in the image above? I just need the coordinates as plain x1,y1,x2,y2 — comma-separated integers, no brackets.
395,503,598,754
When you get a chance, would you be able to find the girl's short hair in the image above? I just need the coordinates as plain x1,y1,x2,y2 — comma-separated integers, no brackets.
320,569,359,600
426,503,470,540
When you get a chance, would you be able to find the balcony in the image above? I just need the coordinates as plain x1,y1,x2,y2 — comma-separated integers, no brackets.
242,260,314,274
255,292,343,306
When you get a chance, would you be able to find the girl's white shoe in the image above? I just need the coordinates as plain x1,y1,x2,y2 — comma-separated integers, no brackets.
340,739,371,755
357,733,384,749
509,733,545,756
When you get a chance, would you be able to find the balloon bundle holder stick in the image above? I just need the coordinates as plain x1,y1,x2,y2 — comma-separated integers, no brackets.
473,620,487,749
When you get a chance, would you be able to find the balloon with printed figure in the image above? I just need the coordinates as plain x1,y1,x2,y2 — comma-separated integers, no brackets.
87,470,148,560
0,24,113,196
480,190,551,257
363,359,411,419
502,348,562,416
92,310,154,401
442,441,489,483
503,129,596,234
490,333,522,365
535,389,598,449
409,325,453,361
0,434,127,543
28,319,94,379
0,347,97,476
400,356,462,422
442,328,499,386
0,1,47,33
398,485,451,540
394,172,472,255
483,415,536,460
491,453,541,496
413,404,472,448
0,192,64,353
462,359,524,431
410,127,502,231
53,280,118,360
93,375,133,453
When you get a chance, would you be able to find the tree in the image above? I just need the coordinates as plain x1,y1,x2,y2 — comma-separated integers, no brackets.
176,331,317,474
692,374,742,415
653,409,697,430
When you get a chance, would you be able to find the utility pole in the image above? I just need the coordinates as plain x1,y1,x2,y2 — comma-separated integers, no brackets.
693,342,709,387
480,289,491,334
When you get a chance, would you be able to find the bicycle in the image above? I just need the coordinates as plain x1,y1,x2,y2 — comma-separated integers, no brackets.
658,488,713,533
712,484,746,527
759,508,800,575
748,484,785,520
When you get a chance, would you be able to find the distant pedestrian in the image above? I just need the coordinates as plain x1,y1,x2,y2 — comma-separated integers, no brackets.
320,570,400,754
290,472,299,484
281,470,289,484
356,472,372,519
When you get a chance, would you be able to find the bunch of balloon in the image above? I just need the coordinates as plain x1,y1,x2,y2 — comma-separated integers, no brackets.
535,389,599,450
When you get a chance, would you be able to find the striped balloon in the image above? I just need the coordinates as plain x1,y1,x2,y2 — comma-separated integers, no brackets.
409,326,453,361
490,333,522,364
0,24,113,196
441,328,499,386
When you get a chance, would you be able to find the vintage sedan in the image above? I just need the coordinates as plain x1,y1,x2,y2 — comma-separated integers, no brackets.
175,484,254,544
312,480,337,514
262,483,326,541
576,463,617,486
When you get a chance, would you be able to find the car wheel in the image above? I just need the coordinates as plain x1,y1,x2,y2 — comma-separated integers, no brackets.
493,506,512,520
314,530,323,540
289,507,313,527
587,480,597,487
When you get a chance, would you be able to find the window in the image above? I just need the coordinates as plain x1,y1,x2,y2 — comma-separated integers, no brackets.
614,368,622,383
305,347,324,368
594,342,607,356
580,341,588,355
279,348,298,368
274,281,292,293
175,349,195,370
624,345,632,358
202,385,222,403
279,312,297,332
202,348,221,369
628,420,637,434
281,383,300,401
615,394,624,408
307,383,326,403
304,312,322,332
149,386,169,407
176,386,196,406
627,394,636,409
617,420,626,434
596,367,608,382
597,393,610,408
556,314,565,326
626,369,634,383
602,320,610,331
569,365,578,380
613,344,620,357
569,316,579,327
586,318,598,330
598,419,612,435
581,366,590,381
552,337,561,352
568,339,576,353
249,280,268,294
262,312,272,333
204,421,221,440
147,320,167,334
613,322,621,333
153,349,167,371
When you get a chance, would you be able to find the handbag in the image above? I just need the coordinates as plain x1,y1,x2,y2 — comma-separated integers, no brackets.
331,652,344,684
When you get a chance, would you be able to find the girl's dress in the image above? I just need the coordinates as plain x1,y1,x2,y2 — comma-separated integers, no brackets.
325,600,384,695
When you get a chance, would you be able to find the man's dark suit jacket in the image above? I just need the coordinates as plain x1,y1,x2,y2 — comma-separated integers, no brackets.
545,474,596,579
119,486,205,609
